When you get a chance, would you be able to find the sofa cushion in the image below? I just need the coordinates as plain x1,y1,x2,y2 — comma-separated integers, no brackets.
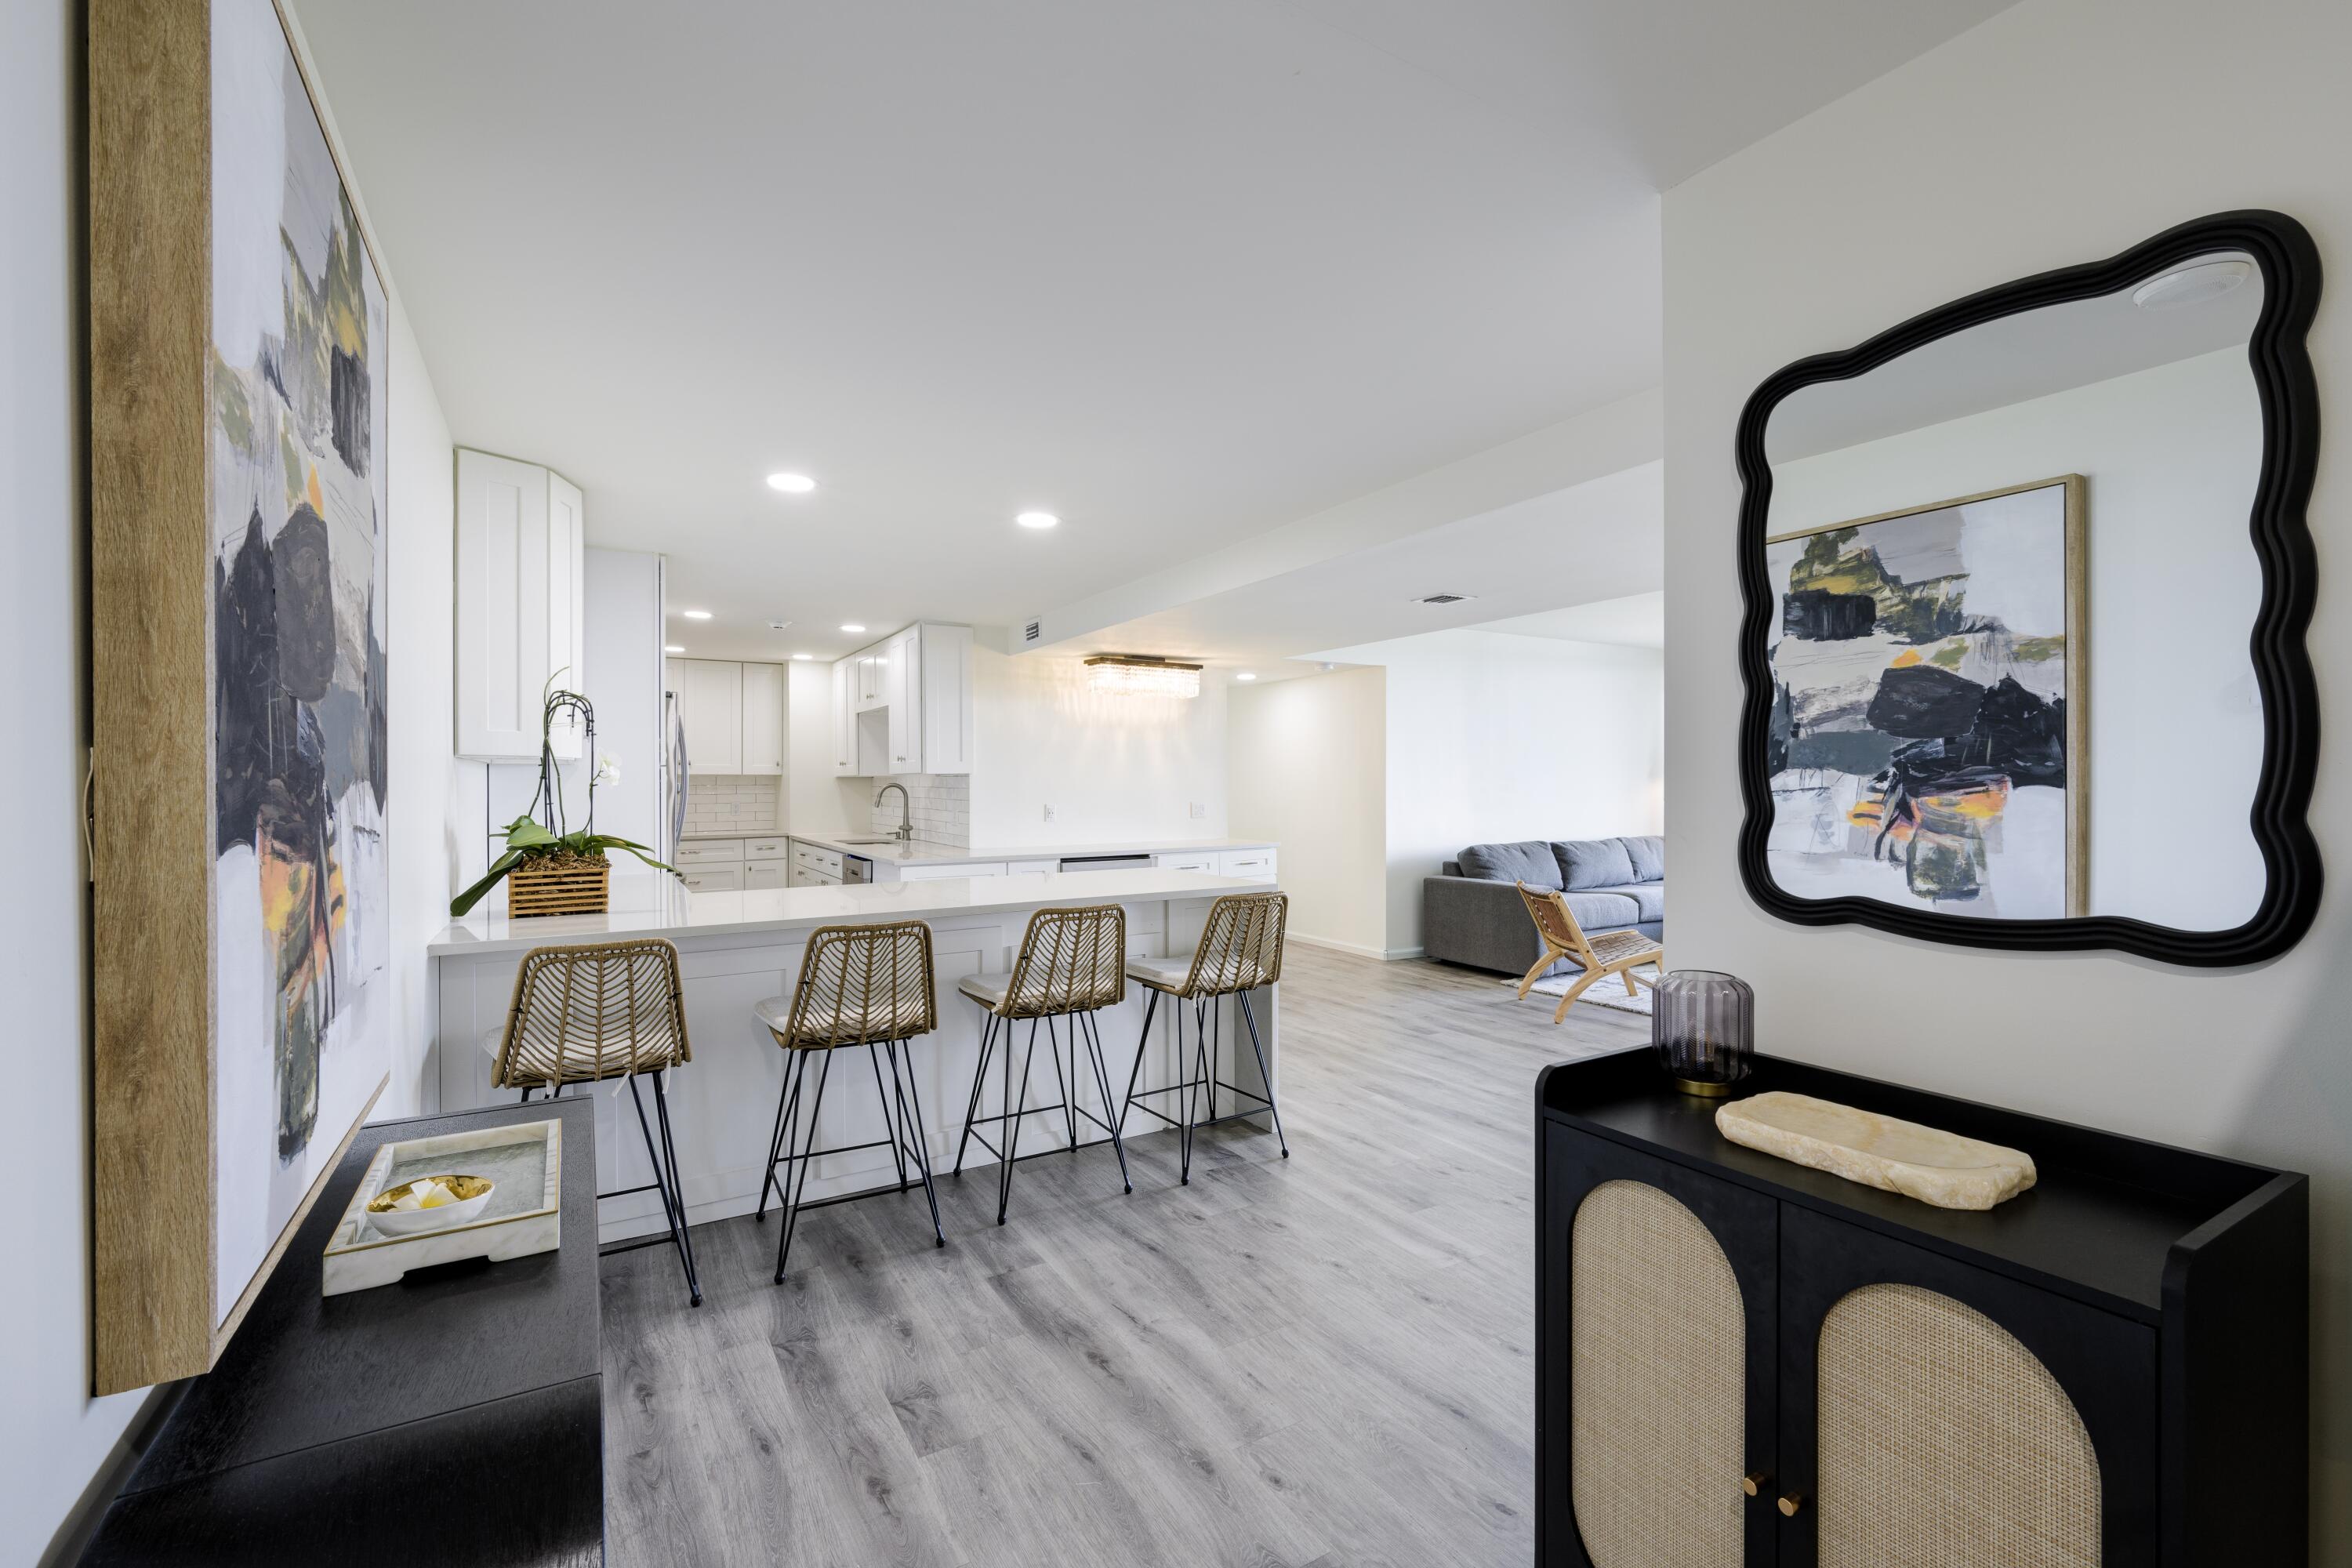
1458,840,1562,889
1559,891,1642,931
1555,837,1635,891
1590,881,1664,924
1618,835,1665,883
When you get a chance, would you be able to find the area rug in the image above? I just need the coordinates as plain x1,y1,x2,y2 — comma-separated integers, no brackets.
1504,971,1655,1017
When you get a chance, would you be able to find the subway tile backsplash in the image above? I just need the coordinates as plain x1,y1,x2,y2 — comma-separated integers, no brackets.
684,775,782,837
868,774,969,848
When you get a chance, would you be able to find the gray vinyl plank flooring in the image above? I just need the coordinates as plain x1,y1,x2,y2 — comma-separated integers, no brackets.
601,945,1646,1566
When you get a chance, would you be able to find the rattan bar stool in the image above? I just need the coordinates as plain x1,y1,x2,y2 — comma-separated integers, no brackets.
484,938,702,1306
951,904,1134,1225
1118,891,1290,1185
751,920,946,1283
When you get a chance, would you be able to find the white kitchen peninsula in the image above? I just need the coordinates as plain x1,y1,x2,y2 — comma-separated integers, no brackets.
427,869,1281,1243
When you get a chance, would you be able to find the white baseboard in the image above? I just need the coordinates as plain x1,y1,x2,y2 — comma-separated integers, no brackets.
1290,933,1425,962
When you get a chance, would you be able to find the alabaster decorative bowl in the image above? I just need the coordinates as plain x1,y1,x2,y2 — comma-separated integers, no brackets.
365,1173,495,1237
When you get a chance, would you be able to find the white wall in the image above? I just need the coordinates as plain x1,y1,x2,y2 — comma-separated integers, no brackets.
967,649,1231,848
1364,630,1665,953
1773,347,2267,926
1228,669,1389,955
4,3,469,1556
1662,0,2352,1554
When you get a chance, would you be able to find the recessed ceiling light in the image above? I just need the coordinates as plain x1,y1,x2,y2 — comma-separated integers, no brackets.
1016,510,1060,529
791,652,813,660
840,623,866,634
681,609,713,620
664,644,685,654
2132,259,2254,311
767,472,817,493
1235,671,1258,681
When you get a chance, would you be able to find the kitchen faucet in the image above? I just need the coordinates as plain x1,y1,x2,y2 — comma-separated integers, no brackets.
876,782,913,843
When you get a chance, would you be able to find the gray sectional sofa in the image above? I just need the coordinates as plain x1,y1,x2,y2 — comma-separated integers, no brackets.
1422,836,1664,979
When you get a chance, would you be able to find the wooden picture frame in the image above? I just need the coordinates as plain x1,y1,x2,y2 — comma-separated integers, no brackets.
89,0,391,1395
1732,209,2322,967
1759,474,2089,920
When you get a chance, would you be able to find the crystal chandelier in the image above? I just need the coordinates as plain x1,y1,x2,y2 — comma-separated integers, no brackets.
1084,655,1203,699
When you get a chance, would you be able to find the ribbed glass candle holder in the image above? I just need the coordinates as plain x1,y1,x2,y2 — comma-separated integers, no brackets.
1651,970,1755,1098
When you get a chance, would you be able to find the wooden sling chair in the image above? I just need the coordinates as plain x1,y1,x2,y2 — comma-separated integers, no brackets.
1514,882,1667,1023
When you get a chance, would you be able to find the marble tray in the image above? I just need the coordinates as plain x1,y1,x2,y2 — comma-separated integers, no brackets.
1715,1091,2036,1210
321,1119,563,1296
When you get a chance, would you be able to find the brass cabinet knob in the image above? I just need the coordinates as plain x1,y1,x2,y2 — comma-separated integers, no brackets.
1777,1494,1806,1518
1741,1472,1771,1497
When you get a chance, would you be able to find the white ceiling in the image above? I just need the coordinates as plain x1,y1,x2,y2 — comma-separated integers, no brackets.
294,0,2014,663
1473,590,1665,649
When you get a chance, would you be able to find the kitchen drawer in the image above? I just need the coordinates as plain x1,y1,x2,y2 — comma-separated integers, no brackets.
745,862,787,891
788,840,844,877
745,837,786,862
680,866,744,893
676,839,745,866
1219,849,1277,880
1004,858,1057,877
1156,852,1218,873
896,862,1003,882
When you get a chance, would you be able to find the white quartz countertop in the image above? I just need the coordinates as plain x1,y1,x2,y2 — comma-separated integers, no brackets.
428,867,1278,957
759,833,1276,868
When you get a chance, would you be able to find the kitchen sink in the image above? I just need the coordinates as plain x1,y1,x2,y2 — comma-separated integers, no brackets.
835,837,902,846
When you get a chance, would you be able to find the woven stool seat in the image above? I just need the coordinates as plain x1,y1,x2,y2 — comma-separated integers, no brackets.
754,990,934,1049
953,905,1134,1218
1117,891,1291,1184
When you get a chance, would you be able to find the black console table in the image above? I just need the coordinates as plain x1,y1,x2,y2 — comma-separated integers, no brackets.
1537,1049,2307,1567
85,1098,604,1566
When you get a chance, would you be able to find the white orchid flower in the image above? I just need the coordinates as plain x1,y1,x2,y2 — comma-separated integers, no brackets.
593,754,622,787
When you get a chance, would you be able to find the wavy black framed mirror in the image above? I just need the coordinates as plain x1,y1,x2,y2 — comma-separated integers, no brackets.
1735,210,2320,967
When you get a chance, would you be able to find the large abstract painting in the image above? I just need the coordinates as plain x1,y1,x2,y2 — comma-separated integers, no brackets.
1762,478,2084,920
207,0,390,1327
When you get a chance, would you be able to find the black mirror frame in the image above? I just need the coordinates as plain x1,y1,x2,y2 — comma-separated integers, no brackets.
1733,209,2321,968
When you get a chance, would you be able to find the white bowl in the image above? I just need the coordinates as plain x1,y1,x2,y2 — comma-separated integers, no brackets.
365,1174,495,1238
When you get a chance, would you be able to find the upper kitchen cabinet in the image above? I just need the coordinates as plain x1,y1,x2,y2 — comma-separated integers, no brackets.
666,658,785,776
739,662,786,775
832,622,972,775
455,449,585,760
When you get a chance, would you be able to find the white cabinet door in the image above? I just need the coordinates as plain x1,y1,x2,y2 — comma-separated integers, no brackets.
456,449,584,760
830,659,858,776
884,630,914,771
680,865,744,893
745,861,787,891
739,662,785,775
674,659,742,775
914,623,973,774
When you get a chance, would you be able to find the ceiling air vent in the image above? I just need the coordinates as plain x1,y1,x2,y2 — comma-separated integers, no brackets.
1023,619,1043,643
1414,593,1474,606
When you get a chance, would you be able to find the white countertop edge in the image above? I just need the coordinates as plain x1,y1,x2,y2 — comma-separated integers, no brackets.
429,868,1281,957
675,831,1276,866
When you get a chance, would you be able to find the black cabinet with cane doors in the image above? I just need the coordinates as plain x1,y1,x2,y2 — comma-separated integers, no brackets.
1536,1050,2308,1568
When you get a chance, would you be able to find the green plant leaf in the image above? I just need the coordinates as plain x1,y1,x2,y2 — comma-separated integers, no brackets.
588,834,683,879
448,848,528,917
499,815,558,850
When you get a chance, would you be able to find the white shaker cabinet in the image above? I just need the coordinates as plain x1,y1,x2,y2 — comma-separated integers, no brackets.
828,622,972,778
739,662,786,775
670,658,742,775
456,449,585,760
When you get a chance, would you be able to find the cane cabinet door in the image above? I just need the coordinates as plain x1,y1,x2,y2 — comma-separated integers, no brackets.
1776,1207,2157,1568
1543,1127,1780,1568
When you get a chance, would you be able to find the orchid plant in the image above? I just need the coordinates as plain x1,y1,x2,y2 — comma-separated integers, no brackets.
449,674,682,916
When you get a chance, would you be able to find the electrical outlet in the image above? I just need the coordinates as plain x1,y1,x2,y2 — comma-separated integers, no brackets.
1042,804,1056,822
1189,802,1205,819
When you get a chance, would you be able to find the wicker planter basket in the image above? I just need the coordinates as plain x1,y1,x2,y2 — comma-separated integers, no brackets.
507,855,611,917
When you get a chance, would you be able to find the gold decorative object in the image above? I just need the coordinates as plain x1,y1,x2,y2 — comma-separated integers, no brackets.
1715,1091,2038,1210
